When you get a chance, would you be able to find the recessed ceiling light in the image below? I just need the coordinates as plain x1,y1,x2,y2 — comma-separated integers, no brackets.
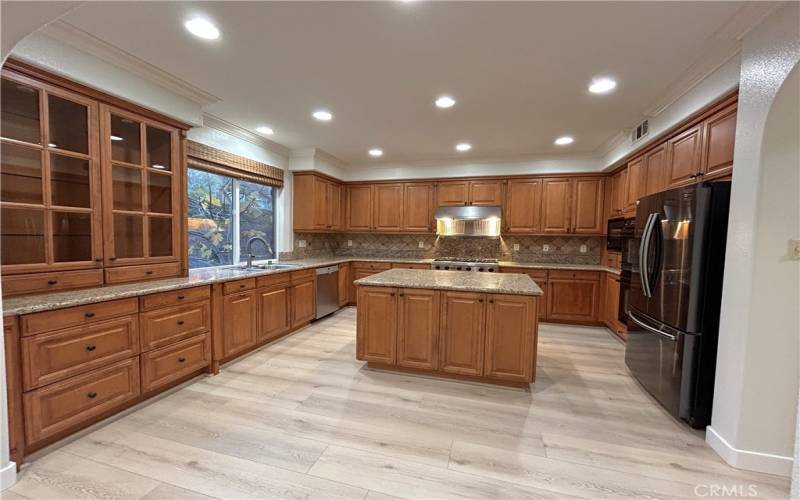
589,77,617,94
435,95,456,108
255,126,274,135
312,110,333,121
368,148,384,157
110,135,123,141
554,136,574,145
184,17,220,40
455,143,472,152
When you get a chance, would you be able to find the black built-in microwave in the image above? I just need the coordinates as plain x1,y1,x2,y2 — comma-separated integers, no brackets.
606,217,634,251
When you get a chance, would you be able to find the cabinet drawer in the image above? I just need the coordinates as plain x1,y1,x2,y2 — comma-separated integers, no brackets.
391,263,430,270
105,262,182,284
23,358,140,445
290,269,315,284
141,302,210,351
22,315,139,391
548,270,600,281
256,272,291,289
352,262,391,271
21,298,139,336
223,278,256,295
502,267,548,281
140,286,210,311
2,269,104,297
141,334,210,393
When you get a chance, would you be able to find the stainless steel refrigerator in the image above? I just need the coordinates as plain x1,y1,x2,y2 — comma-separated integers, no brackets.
624,182,731,428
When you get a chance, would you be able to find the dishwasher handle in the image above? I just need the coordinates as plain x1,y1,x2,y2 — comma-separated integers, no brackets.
315,265,339,275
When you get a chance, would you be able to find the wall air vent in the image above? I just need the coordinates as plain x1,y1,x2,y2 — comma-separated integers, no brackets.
631,119,649,143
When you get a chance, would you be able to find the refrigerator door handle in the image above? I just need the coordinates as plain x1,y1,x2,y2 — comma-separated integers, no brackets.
627,309,678,341
639,213,657,298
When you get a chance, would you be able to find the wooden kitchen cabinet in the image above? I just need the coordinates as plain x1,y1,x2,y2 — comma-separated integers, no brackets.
504,178,541,233
603,272,627,339
547,270,600,323
501,267,548,321
293,173,342,231
701,103,737,180
437,179,502,207
571,177,604,234
397,288,440,370
258,285,291,342
608,169,627,218
402,183,434,232
222,290,258,358
373,183,404,232
338,263,350,306
436,181,469,206
625,156,646,211
644,144,667,196
346,184,373,231
100,104,182,270
439,291,485,376
4,317,24,464
327,181,342,230
484,294,537,383
540,178,572,233
290,278,315,328
665,123,703,189
356,286,398,364
140,333,211,393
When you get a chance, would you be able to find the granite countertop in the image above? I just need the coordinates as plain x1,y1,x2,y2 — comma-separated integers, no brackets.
354,269,544,296
2,256,612,316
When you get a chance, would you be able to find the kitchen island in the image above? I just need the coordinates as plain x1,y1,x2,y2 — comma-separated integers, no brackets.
354,269,543,386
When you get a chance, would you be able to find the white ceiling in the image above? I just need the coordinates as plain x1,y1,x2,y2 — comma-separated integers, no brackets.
57,1,750,165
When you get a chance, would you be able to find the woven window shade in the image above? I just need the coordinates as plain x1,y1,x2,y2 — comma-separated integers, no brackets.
187,140,284,187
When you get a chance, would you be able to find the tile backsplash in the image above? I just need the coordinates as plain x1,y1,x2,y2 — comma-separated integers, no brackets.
282,233,603,264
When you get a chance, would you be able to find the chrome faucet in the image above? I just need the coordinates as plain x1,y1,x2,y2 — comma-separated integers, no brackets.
246,236,274,268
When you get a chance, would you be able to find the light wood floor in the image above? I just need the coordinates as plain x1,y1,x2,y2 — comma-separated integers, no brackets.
5,307,791,499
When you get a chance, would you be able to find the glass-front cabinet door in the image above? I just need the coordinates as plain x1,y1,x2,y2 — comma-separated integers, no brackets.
0,73,102,273
100,105,180,266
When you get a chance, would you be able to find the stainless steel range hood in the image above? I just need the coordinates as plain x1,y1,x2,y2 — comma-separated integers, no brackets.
434,206,502,237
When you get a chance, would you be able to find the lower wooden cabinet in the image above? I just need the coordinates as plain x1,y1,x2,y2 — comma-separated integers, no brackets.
290,279,315,327
397,288,440,370
258,286,291,342
484,294,537,382
222,290,258,358
338,263,350,306
356,286,398,364
501,267,548,321
141,334,211,393
547,271,600,323
439,291,486,376
4,317,24,464
23,357,140,445
603,273,627,339
141,302,209,351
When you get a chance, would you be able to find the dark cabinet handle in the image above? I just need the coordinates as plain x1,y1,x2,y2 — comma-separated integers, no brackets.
697,172,705,176
85,344,96,352
95,258,103,262
177,320,185,325
399,293,404,297
390,292,395,297
478,299,484,303
47,279,58,285
145,271,153,275
177,295,185,300
87,391,97,399
489,299,494,304
178,357,186,363
239,284,246,288
84,312,95,318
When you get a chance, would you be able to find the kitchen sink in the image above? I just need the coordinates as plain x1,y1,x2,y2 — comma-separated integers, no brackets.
241,263,301,271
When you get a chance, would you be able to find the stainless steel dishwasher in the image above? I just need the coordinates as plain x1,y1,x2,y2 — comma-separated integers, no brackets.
315,265,339,319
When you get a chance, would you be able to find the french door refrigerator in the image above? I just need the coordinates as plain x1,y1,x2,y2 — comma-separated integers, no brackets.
624,181,731,428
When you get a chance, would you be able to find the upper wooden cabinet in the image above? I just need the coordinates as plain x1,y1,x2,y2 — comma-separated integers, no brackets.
346,184,373,231
402,183,434,232
643,144,667,196
1,67,187,295
624,156,646,211
505,178,541,233
293,173,342,231
437,179,502,207
373,183,404,232
608,169,627,218
665,123,703,189
100,105,182,268
540,177,604,235
701,103,736,180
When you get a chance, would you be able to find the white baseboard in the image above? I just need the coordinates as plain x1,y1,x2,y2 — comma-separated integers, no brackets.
706,425,793,477
0,461,17,491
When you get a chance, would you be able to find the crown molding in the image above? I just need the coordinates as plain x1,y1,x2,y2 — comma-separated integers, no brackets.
202,113,291,157
40,20,220,107
346,151,602,171
314,148,349,169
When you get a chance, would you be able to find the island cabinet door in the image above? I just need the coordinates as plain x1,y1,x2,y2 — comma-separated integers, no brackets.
484,294,537,383
439,291,485,376
356,286,398,364
397,289,440,370
222,290,258,358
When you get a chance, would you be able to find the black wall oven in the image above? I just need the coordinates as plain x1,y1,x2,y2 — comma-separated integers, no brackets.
607,218,633,252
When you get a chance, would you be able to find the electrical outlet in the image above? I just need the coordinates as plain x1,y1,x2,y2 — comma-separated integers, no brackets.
580,244,588,253
418,241,425,248
298,239,307,248
542,244,550,252
347,240,353,247
792,239,800,260
513,243,520,251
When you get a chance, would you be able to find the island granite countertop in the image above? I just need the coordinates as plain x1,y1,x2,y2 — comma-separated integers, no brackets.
354,268,544,296
2,256,607,316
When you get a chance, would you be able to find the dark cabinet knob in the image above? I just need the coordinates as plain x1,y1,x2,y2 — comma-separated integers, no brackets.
178,357,186,363
239,284,245,288
145,271,153,275
87,391,97,399
47,279,58,285
84,312,95,318
177,320,185,325
399,293,404,297
177,295,185,300
85,344,96,352
390,292,395,297
478,299,484,303
489,299,494,304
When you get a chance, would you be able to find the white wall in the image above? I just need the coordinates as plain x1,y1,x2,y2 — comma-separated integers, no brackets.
707,2,800,477
187,127,293,253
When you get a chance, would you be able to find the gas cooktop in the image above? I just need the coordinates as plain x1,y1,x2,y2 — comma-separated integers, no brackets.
430,257,499,272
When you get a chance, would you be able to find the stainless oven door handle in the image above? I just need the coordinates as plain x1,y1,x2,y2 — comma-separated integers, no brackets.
627,309,677,341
